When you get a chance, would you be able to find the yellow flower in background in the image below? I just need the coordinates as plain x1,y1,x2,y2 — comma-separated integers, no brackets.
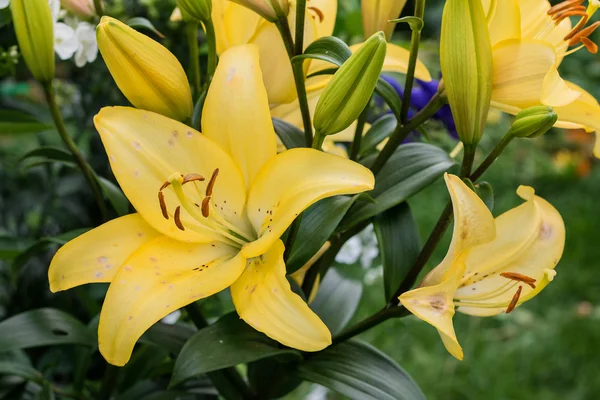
96,17,193,122
400,174,565,359
230,0,290,21
48,45,374,366
362,0,408,40
10,0,55,83
486,0,600,152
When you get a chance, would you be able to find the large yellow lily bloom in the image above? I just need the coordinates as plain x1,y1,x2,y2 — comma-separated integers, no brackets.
400,174,565,360
486,0,600,153
48,44,374,366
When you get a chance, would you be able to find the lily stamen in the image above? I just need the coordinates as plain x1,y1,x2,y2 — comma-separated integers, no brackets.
548,0,585,17
506,286,523,314
174,206,185,231
158,191,169,219
182,173,205,184
201,196,211,218
500,272,537,289
568,21,600,49
206,168,219,197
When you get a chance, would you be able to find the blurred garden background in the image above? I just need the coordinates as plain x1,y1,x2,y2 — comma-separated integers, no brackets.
1,0,599,399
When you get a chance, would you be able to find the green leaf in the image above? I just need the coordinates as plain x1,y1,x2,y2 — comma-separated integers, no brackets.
97,176,130,216
475,181,494,211
286,196,358,273
273,118,305,150
0,309,96,351
361,114,397,157
340,143,455,230
127,17,165,38
0,236,34,261
310,269,362,334
0,110,52,135
18,146,73,165
375,78,402,118
141,322,195,355
292,36,352,67
170,313,301,387
374,203,421,301
294,340,425,400
248,358,302,399
390,16,424,32
0,361,44,384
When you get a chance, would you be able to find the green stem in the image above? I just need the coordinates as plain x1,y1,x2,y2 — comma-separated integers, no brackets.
185,304,254,400
42,82,108,221
93,0,103,17
332,306,409,345
294,0,307,55
388,144,476,305
470,134,514,182
97,364,119,400
399,0,426,124
370,92,444,175
203,19,218,82
186,23,202,100
311,132,325,150
349,107,367,161
276,17,314,147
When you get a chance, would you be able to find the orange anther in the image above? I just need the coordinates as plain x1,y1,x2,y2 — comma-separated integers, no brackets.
206,168,219,197
506,286,523,314
500,272,537,289
548,0,584,16
182,173,205,184
174,206,185,231
201,196,211,218
158,191,169,220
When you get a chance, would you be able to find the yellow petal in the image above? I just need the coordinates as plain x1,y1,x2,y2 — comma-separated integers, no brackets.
595,133,600,158
202,44,277,188
223,2,262,47
48,214,160,292
491,38,578,109
94,107,247,243
553,81,600,135
212,0,231,54
271,89,322,130
362,0,408,39
519,0,571,62
98,237,245,366
487,0,520,46
422,174,496,287
399,273,463,360
242,148,375,258
455,186,565,313
231,240,331,351
308,0,338,37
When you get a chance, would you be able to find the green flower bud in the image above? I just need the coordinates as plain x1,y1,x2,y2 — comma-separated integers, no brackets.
229,0,290,22
176,0,212,23
10,0,55,83
508,106,558,138
314,32,387,137
440,0,492,145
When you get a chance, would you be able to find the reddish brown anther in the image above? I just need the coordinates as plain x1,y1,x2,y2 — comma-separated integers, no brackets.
581,36,599,53
569,20,600,44
183,173,205,184
548,0,584,16
174,206,185,231
160,181,171,191
206,168,219,197
201,196,211,218
506,286,523,314
308,6,324,22
158,191,169,220
500,272,537,289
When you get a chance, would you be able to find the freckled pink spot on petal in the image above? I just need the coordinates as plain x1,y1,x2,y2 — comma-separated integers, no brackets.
61,275,65,280
133,141,142,150
97,256,108,264
134,170,140,178
135,286,141,291
155,272,161,276
128,316,133,321
95,271,104,279
137,232,144,237
109,155,116,162
124,265,133,271
149,257,157,263
186,131,193,138
168,284,174,290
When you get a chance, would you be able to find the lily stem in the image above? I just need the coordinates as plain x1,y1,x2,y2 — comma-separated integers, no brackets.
186,23,202,100
42,81,108,221
295,0,307,55
387,143,476,306
185,304,255,400
470,133,514,181
332,306,409,345
349,107,367,161
276,16,314,147
203,18,218,82
400,0,426,124
370,92,444,175
93,0,103,17
97,364,119,400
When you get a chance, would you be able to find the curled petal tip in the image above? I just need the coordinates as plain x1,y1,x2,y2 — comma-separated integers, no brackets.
516,185,535,201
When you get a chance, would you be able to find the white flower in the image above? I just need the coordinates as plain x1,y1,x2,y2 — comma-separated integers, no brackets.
73,21,97,67
54,22,79,60
0,0,9,10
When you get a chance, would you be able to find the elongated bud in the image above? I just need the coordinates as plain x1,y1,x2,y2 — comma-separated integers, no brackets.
508,106,558,138
314,32,387,137
229,0,290,22
61,0,96,18
10,0,55,83
362,0,408,40
97,17,193,121
176,0,211,22
440,0,492,145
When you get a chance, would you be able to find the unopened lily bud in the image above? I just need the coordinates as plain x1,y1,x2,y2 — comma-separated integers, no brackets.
314,32,387,137
229,0,290,22
176,0,211,23
362,0,408,40
10,0,55,83
508,106,558,138
61,0,96,18
440,0,492,145
97,17,193,121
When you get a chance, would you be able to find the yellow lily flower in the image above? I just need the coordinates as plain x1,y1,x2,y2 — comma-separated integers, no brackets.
362,0,408,40
400,174,565,359
48,44,374,366
486,0,600,148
